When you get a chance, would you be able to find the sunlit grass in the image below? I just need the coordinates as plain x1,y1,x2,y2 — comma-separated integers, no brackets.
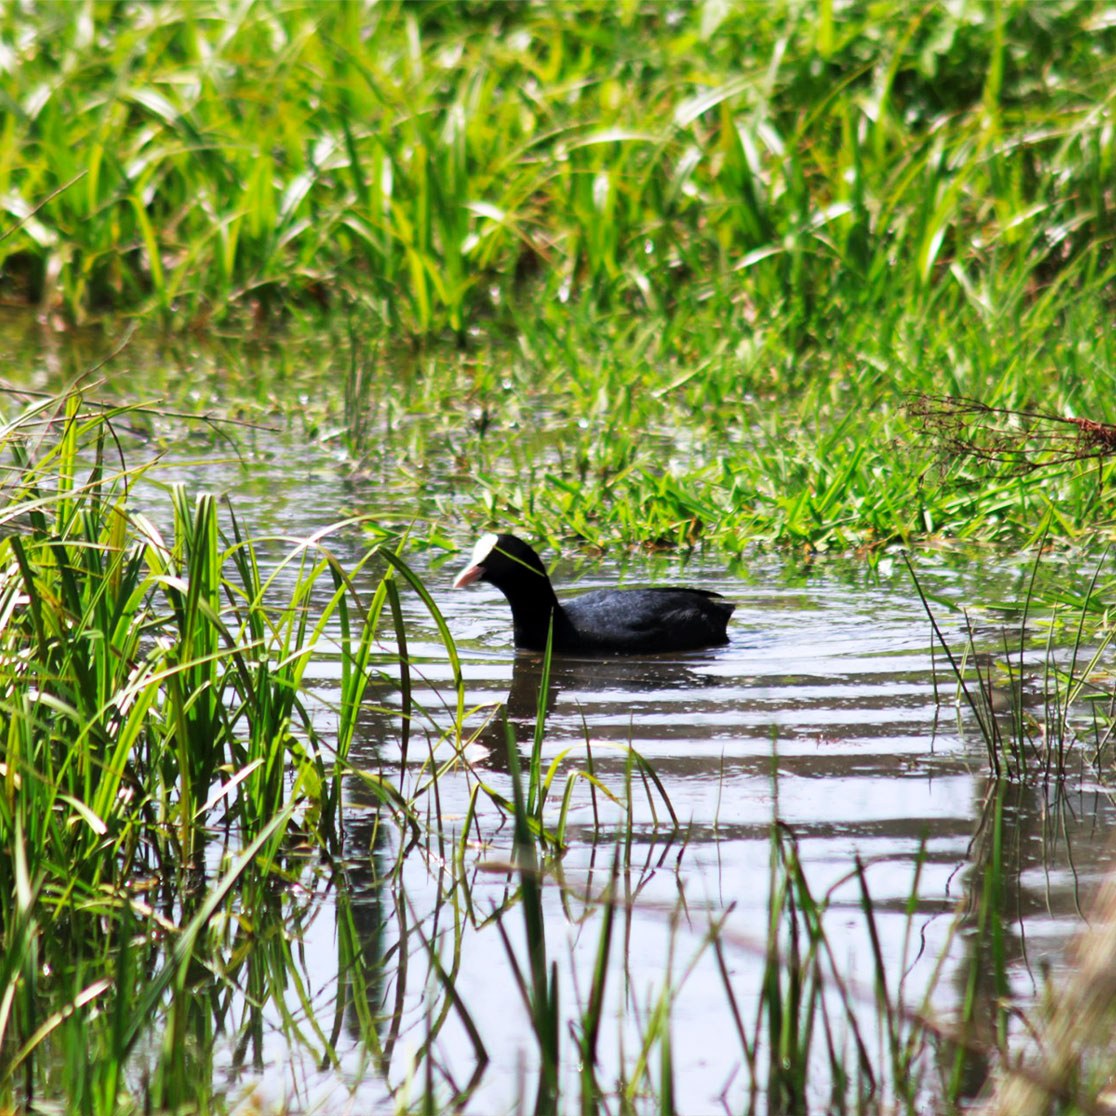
3,0,1116,1109
326,301,1116,553
2,0,1114,346
0,394,438,1107
2,0,1115,551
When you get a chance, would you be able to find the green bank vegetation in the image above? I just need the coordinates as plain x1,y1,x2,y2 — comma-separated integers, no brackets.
1,0,1114,550
2,0,1113,341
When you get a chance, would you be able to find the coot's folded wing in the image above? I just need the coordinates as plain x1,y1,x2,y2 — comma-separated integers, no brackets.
562,589,733,653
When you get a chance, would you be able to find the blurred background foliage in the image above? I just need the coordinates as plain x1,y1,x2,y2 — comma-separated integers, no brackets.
0,0,1112,338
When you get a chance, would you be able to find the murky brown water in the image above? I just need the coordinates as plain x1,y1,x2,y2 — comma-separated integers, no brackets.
4,332,1114,1111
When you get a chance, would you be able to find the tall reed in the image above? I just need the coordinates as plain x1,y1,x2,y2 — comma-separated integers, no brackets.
0,391,451,1107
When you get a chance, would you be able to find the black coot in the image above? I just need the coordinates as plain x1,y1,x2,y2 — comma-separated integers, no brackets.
453,533,734,654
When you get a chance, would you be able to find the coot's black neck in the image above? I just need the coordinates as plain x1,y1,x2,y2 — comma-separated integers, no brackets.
500,582,575,652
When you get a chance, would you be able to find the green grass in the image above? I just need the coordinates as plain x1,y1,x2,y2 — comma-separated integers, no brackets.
3,1,1114,341
0,393,434,1109
332,299,1116,553
3,1,1116,1111
3,0,1115,551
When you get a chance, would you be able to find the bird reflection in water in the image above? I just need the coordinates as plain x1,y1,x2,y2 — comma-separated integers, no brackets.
469,649,726,772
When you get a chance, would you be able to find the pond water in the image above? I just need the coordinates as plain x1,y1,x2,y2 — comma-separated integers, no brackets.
221,518,1111,1110
308,543,1113,1113
3,332,1114,1112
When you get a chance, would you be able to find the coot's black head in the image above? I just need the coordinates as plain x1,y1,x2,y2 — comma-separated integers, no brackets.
452,533,552,596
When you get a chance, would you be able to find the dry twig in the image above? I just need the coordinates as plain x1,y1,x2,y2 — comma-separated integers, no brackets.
909,395,1116,476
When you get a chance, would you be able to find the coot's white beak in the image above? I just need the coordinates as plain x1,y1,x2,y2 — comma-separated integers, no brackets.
452,562,484,589
452,533,499,589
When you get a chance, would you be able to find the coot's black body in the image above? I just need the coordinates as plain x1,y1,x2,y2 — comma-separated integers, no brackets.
453,533,734,654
